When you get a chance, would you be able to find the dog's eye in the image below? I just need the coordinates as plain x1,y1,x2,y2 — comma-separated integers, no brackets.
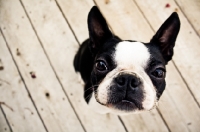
152,68,165,78
95,61,107,71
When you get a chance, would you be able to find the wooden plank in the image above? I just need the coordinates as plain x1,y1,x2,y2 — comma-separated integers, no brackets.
175,0,200,36
0,108,11,132
95,0,200,131
21,0,126,132
96,0,152,42
135,0,200,106
121,109,169,132
94,0,169,131
56,0,94,43
158,87,188,132
0,0,84,132
160,62,200,132
134,0,200,131
0,31,46,132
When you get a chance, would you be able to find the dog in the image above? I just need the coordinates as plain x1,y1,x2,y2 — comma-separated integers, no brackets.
74,6,180,114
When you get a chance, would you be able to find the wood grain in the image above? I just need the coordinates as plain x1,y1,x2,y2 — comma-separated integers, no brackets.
56,0,94,43
0,0,199,131
94,0,168,131
0,31,46,132
21,0,126,131
0,0,84,131
175,0,200,36
135,0,200,106
95,0,200,131
0,107,11,132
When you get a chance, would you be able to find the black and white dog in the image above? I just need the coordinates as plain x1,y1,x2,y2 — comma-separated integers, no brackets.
74,6,180,114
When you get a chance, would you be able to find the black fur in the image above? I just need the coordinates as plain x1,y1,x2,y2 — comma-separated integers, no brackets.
74,39,94,102
150,12,180,63
74,6,180,108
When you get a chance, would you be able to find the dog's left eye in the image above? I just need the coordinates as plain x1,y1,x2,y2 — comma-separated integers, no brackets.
95,61,107,71
152,68,165,78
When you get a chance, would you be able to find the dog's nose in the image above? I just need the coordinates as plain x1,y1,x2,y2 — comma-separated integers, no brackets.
115,74,141,90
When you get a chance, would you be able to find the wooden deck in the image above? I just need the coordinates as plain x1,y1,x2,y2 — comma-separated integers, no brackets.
0,0,200,131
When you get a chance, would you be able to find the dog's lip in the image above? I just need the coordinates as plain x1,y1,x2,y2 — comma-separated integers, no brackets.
106,99,143,111
120,99,140,108
121,99,134,104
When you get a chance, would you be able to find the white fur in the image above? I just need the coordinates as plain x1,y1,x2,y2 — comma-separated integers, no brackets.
90,41,157,114
97,68,119,104
89,92,146,115
115,41,150,69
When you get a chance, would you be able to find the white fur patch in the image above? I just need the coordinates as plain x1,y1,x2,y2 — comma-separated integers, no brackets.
97,68,119,105
115,41,150,70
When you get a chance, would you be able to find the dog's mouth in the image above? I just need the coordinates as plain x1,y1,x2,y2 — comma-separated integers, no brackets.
106,99,143,112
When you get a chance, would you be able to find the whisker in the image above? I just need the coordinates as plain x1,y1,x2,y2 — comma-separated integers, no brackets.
85,92,93,101
84,85,98,93
84,87,93,93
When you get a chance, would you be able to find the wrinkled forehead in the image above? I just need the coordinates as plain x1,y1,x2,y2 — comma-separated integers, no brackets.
114,41,150,69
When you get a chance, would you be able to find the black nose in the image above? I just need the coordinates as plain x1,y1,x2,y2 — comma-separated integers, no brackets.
115,73,141,90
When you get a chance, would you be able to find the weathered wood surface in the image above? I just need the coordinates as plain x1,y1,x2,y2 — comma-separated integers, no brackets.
0,0,84,132
0,28,46,132
95,0,200,131
135,0,200,106
175,0,200,36
94,0,168,131
0,0,199,131
21,0,126,131
0,106,11,132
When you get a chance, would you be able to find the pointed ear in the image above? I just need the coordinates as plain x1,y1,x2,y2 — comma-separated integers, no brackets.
150,12,180,63
88,6,113,53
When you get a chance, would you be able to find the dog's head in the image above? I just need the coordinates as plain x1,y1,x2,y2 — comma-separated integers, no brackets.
87,6,180,114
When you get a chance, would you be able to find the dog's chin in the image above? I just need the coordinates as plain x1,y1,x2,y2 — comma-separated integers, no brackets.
106,100,142,112
96,98,157,114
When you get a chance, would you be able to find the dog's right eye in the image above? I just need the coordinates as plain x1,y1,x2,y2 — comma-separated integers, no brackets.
152,68,165,78
95,61,107,71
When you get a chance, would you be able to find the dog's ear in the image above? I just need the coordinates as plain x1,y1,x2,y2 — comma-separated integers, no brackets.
150,12,180,63
88,6,113,53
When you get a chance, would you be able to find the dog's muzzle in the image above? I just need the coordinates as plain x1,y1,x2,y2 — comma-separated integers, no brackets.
105,72,145,111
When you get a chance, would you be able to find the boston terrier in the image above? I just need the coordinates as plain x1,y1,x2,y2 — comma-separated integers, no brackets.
74,6,180,114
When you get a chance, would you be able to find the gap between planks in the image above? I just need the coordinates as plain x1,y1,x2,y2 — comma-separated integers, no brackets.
93,0,170,131
132,0,199,108
0,105,13,132
51,0,127,131
93,0,200,131
130,2,175,129
2,0,197,131
19,0,86,131
0,27,49,132
133,0,200,107
55,0,81,45
92,0,130,130
17,0,126,129
174,0,200,38
53,0,200,131
55,0,129,131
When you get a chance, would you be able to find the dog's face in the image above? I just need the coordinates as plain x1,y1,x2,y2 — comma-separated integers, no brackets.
87,7,180,114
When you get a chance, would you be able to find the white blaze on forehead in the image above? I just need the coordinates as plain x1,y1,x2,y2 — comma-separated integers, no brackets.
115,41,150,69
